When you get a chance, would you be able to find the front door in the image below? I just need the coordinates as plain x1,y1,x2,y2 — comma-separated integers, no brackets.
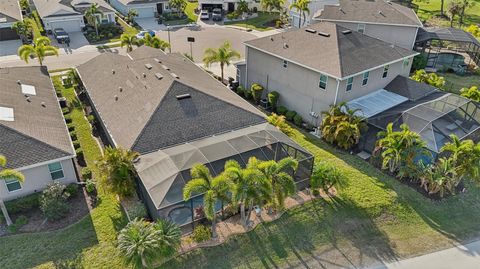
157,3,163,15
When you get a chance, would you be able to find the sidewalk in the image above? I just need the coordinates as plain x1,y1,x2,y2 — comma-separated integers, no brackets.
370,240,480,269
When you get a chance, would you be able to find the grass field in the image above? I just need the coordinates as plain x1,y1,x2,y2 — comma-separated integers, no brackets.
413,0,480,26
443,72,480,93
224,12,280,32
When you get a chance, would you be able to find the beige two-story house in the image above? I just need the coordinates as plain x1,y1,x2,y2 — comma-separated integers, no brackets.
314,0,423,49
239,22,417,126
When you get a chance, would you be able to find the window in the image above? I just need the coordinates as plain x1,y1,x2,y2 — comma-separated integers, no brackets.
319,74,328,90
283,60,288,68
382,65,389,78
362,72,369,86
346,77,353,92
357,24,365,34
5,178,21,192
48,162,64,180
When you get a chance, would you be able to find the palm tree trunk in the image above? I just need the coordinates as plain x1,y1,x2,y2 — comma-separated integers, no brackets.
95,21,99,36
245,202,254,226
0,199,12,226
220,62,224,83
211,214,217,238
140,254,148,268
240,202,246,227
440,0,444,16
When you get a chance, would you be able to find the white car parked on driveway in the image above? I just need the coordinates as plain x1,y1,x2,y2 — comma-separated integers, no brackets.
200,10,210,20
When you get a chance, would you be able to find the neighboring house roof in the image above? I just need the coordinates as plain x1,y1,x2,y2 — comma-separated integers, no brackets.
0,66,75,169
76,46,265,155
0,0,22,24
244,22,417,79
32,0,114,18
114,0,165,5
385,75,438,101
315,0,422,27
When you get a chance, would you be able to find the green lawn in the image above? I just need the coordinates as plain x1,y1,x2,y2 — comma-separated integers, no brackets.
413,0,480,26
164,2,199,26
443,72,480,93
163,128,480,268
224,12,279,32
0,77,128,269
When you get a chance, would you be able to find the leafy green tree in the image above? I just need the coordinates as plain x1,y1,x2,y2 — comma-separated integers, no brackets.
203,41,241,82
460,86,480,102
441,134,480,181
237,0,249,14
39,182,70,220
169,0,187,16
310,161,348,196
266,113,293,135
97,147,139,197
11,19,32,40
419,158,458,197
289,0,310,27
117,218,181,268
466,24,480,37
183,164,233,238
0,155,25,226
375,123,430,178
254,157,298,211
447,0,463,27
126,9,139,24
410,69,445,88
261,0,285,13
142,33,170,51
85,3,103,36
18,36,59,66
120,33,139,52
223,158,271,227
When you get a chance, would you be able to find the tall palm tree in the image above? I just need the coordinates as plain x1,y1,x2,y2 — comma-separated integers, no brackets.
289,0,310,28
12,19,32,40
18,36,59,66
0,155,25,226
223,159,271,227
126,9,139,24
97,147,139,197
85,3,103,36
120,33,139,52
255,157,298,211
183,164,233,238
203,41,240,82
143,33,170,51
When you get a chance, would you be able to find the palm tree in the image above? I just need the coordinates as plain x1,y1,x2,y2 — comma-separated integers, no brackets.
97,147,139,197
310,161,347,196
420,158,458,197
153,219,182,263
12,19,32,40
255,157,298,211
223,159,271,227
126,9,139,24
460,86,480,102
118,219,157,268
261,0,285,13
18,36,59,66
0,155,25,226
321,102,366,149
120,33,139,52
85,3,103,36
441,134,480,181
142,33,170,51
203,41,240,82
289,0,310,28
183,164,233,238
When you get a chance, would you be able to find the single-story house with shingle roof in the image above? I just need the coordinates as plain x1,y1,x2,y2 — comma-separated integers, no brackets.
0,66,77,201
109,0,169,18
76,46,314,231
32,0,116,33
0,0,22,41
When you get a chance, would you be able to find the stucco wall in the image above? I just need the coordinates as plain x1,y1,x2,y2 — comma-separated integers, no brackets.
0,158,77,201
332,21,418,50
245,47,415,126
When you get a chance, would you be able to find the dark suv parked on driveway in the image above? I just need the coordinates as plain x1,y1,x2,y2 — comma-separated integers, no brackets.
53,28,70,43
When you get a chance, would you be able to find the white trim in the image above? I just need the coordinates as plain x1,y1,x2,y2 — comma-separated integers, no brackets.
411,27,419,49
15,155,74,172
361,71,369,86
342,53,418,80
319,74,328,90
345,77,353,92
48,161,66,181
333,79,340,105
313,18,422,28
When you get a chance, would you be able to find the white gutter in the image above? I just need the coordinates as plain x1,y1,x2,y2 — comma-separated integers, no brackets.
333,79,340,105
16,155,75,172
312,18,422,28
411,27,419,50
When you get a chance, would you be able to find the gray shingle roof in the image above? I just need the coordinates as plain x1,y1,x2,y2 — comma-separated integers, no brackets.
32,0,114,18
0,0,22,23
0,66,75,169
77,46,265,153
115,0,166,5
244,22,417,79
385,75,438,101
315,0,422,27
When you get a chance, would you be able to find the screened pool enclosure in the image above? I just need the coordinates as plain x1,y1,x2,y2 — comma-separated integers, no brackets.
135,123,313,233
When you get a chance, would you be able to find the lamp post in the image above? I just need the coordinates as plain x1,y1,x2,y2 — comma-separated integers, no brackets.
167,24,171,53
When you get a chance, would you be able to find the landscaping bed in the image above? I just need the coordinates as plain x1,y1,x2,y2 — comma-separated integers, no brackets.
224,12,281,31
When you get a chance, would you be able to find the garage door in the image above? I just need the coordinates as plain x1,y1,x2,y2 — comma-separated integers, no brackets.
133,7,155,18
50,19,82,33
0,28,19,41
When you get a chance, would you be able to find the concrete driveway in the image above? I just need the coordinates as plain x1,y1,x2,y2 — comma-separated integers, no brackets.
135,17,168,31
0,39,22,56
49,31,90,54
156,25,257,62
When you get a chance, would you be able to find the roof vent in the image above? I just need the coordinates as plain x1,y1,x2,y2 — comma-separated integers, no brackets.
171,73,179,79
41,102,46,107
119,86,123,92
305,28,317,34
161,64,170,70
154,58,161,63
26,96,31,102
318,31,330,37
16,80,21,85
342,30,352,34
155,73,163,80
176,94,191,100
126,65,129,69
270,37,274,41
283,43,289,49
145,63,152,69
114,95,118,101
112,69,115,74
142,73,146,78
378,10,384,16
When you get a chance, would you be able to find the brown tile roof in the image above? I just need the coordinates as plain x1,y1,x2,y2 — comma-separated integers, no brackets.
316,0,422,27
0,66,75,168
77,46,265,153
244,22,417,79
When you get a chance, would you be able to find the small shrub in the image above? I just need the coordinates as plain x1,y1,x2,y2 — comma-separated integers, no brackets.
40,182,70,220
126,202,147,220
67,124,75,132
5,193,40,214
62,107,70,115
7,224,19,233
85,179,96,193
275,20,282,28
293,114,303,126
87,114,95,124
81,167,92,180
277,106,287,115
76,148,84,161
236,85,245,96
285,110,297,121
73,140,81,149
244,89,253,100
70,131,78,141
266,113,293,135
267,91,279,109
15,215,28,227
64,115,72,123
250,83,264,103
191,224,211,243
65,183,79,198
